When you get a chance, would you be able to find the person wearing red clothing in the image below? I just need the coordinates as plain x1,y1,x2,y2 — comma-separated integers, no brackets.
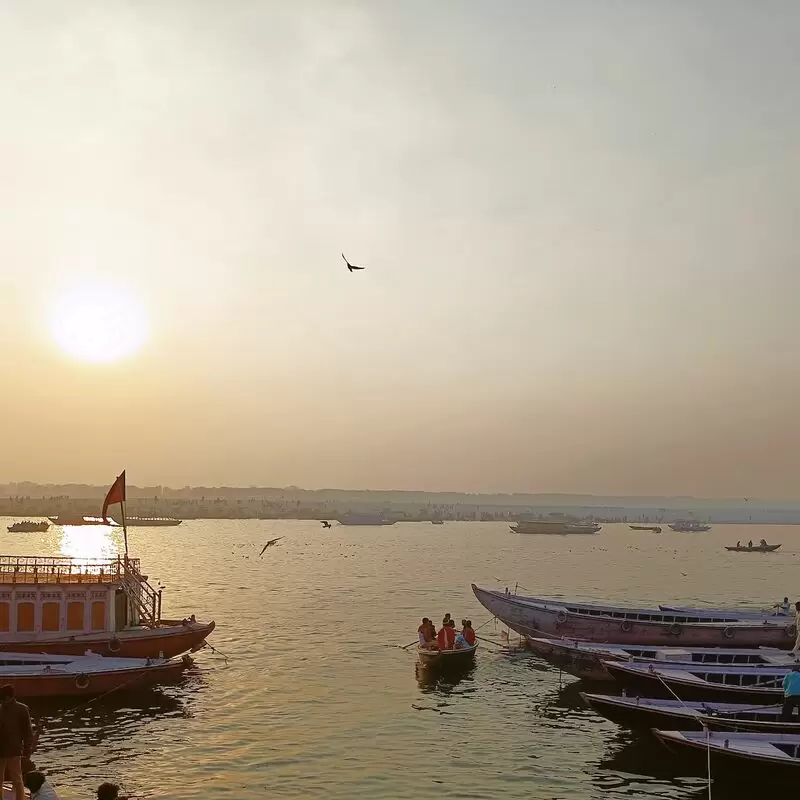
437,620,457,650
463,620,476,647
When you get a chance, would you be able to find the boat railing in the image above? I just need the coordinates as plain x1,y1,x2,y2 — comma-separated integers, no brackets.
118,558,160,628
0,555,140,584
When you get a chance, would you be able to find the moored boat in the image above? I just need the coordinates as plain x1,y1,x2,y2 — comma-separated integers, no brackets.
668,521,711,532
654,730,800,775
0,554,214,658
111,517,182,527
526,636,798,681
470,585,795,648
629,525,662,532
417,643,477,669
726,544,781,553
660,603,791,619
510,520,601,535
581,693,800,733
431,520,444,525
0,651,191,697
6,521,49,533
602,660,791,702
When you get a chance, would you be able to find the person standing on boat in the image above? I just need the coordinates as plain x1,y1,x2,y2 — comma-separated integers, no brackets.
782,665,800,720
792,602,800,654
0,684,33,800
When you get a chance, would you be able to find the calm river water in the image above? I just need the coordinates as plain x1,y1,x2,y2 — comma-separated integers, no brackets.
0,519,796,799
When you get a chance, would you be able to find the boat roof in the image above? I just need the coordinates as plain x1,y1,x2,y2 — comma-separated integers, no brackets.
582,693,782,715
660,730,800,757
527,636,790,657
604,659,792,675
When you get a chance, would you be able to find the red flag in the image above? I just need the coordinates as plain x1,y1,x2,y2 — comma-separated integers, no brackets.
102,471,126,523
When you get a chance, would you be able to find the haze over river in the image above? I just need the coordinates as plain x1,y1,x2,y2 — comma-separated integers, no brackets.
1,519,795,798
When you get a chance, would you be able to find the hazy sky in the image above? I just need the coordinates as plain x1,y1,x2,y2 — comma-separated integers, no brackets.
2,1,799,497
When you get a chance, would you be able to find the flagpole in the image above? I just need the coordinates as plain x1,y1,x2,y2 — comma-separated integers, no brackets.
120,498,129,559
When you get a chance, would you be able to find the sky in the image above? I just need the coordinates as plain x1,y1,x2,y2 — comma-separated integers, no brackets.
1,1,799,497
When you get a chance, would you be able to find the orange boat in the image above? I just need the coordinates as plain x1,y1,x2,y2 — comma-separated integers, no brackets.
0,555,214,658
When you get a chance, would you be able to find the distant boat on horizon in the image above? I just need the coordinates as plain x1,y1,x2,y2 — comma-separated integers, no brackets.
48,516,114,527
510,520,601,535
111,517,182,527
669,521,711,532
337,513,397,526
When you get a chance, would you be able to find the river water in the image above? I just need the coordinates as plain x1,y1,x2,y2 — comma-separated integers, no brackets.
0,519,796,799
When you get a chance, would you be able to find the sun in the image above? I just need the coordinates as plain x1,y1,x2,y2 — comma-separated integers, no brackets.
50,285,148,363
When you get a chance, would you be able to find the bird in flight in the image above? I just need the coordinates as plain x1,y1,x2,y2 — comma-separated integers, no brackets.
342,253,366,272
320,520,332,528
259,537,284,557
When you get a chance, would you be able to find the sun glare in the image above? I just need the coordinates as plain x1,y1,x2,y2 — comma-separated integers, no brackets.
50,285,148,363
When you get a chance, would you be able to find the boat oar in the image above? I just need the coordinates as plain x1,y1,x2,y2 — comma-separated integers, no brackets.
400,640,419,650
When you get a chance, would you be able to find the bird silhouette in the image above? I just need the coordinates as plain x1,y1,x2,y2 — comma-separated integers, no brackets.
320,520,332,528
342,253,366,272
259,537,284,557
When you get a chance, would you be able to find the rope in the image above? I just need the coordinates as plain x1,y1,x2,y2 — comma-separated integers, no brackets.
202,642,231,663
704,722,712,800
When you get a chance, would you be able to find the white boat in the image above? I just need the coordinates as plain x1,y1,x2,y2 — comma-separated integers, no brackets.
510,520,601,535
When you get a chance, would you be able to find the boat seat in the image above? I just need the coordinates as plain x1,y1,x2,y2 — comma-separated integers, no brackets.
654,649,692,662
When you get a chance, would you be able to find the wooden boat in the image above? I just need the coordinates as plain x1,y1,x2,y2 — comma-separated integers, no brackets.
417,643,477,669
47,516,112,526
471,585,795,648
0,555,214,658
725,543,781,552
526,636,799,681
0,651,191,697
431,520,444,525
6,521,49,533
510,521,601,535
629,525,662,532
581,693,800,733
654,730,800,774
110,517,182,527
602,660,792,702
668,521,711,532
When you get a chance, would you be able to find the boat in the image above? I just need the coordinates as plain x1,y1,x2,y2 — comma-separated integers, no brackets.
654,730,800,775
431,520,444,525
336,514,397,526
470,585,795,648
602,660,792,702
47,516,112,526
668,521,711,532
417,643,478,669
726,543,781,553
6,521,49,533
0,554,214,658
0,651,191,697
509,521,601,535
110,517,182,527
526,636,799,681
581,693,800,733
629,525,661,532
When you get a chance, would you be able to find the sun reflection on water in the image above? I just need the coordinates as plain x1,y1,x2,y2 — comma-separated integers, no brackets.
58,525,124,561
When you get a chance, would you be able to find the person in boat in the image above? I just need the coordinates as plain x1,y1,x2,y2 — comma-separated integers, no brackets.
736,541,740,548
437,619,457,650
454,629,469,649
747,540,753,548
760,538,768,548
783,665,800,720
776,597,791,615
463,620,476,646
418,618,437,649
792,601,800,654
0,684,33,800
23,771,61,800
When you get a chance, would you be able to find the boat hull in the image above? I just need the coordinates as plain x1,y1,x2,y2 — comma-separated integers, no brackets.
0,620,215,659
417,644,477,669
471,586,793,648
0,659,188,698
725,545,781,552
602,662,785,703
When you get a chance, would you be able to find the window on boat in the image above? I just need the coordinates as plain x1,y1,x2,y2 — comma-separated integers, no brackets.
706,673,724,683
16,602,34,633
67,602,84,631
42,602,60,632
740,674,758,686
0,603,8,633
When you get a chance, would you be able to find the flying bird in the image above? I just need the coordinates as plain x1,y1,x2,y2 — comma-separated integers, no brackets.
259,537,284,557
342,253,366,272
320,520,332,529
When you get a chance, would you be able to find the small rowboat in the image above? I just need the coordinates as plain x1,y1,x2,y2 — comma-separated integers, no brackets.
629,525,662,532
581,693,800,734
417,643,478,669
654,730,800,775
725,544,782,552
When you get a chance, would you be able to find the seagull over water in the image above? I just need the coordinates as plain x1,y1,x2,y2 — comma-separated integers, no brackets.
342,253,366,272
259,537,284,557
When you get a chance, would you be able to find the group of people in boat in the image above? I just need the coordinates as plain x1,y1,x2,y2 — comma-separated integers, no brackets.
418,614,476,651
735,538,770,549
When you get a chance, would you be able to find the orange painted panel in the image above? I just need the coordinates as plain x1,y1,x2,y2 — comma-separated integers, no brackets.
90,601,106,631
42,601,60,632
0,603,9,632
16,602,34,632
67,601,84,631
